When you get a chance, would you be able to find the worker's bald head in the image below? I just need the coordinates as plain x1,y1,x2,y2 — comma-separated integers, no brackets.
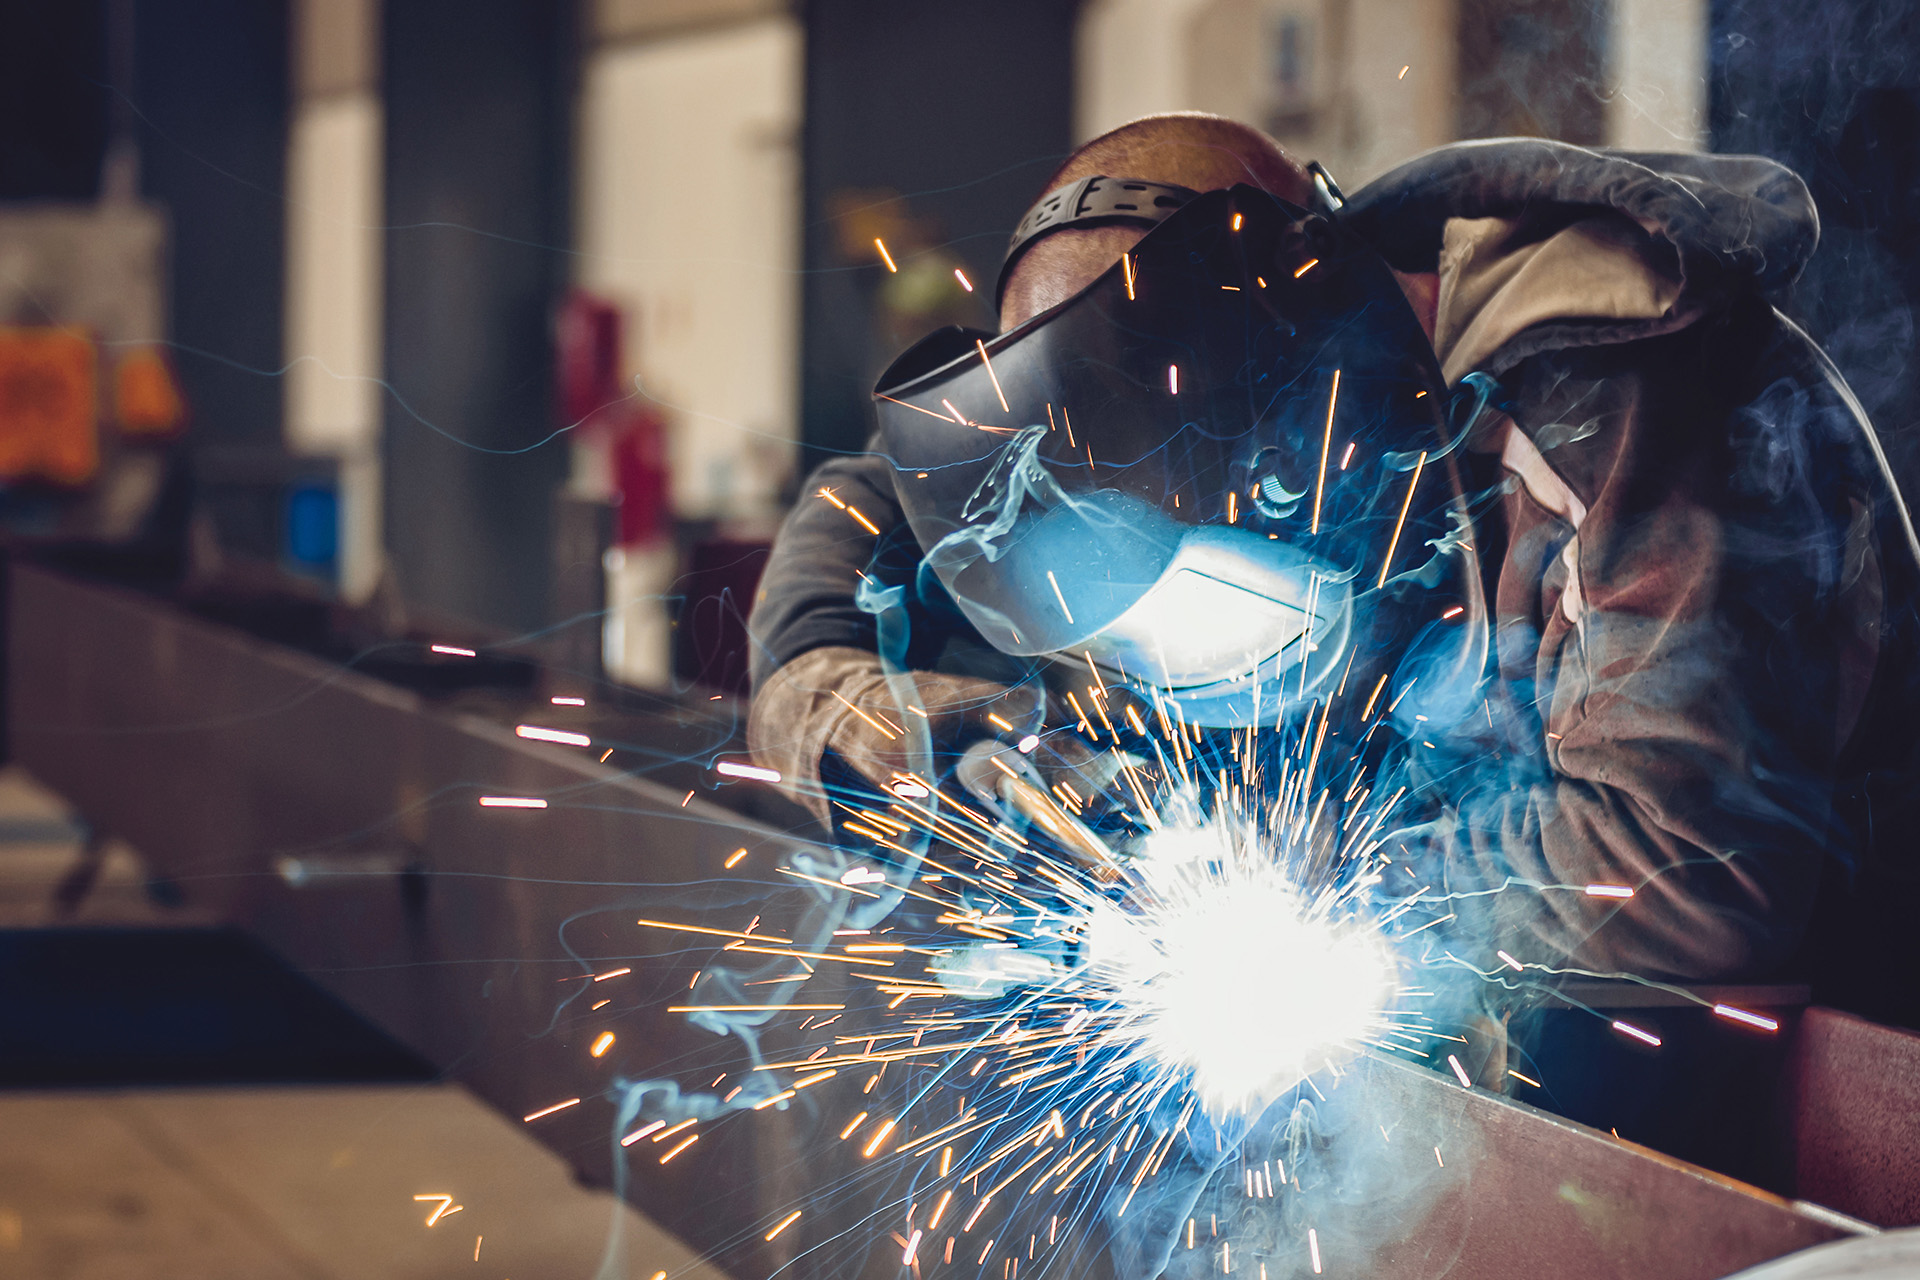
999,114,1314,331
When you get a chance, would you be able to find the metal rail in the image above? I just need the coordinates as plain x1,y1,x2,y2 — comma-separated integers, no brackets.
6,560,1870,1279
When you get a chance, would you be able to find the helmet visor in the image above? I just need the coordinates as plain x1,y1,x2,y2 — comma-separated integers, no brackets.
873,185,1462,720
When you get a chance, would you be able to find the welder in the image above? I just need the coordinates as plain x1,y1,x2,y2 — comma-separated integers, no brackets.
746,113,1920,1029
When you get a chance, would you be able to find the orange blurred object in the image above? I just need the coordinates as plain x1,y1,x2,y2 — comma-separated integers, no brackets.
114,345,186,438
0,327,98,486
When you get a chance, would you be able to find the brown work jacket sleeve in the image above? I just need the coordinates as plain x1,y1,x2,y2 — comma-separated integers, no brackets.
1432,302,1885,983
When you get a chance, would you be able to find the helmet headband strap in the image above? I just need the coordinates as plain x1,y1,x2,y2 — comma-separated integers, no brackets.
996,175,1198,307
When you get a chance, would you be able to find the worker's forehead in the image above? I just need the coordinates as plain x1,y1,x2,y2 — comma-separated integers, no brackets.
999,223,1151,332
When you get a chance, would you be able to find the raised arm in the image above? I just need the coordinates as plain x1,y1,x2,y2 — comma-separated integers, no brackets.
1434,305,1890,982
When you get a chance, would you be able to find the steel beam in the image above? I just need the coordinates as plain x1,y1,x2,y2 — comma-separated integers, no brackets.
6,562,1873,1279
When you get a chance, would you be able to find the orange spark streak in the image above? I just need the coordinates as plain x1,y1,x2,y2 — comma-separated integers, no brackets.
634,918,792,945
976,339,1011,413
1312,369,1340,533
1376,450,1428,587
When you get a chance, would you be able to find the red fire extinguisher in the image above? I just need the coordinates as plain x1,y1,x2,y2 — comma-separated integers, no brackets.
555,289,670,547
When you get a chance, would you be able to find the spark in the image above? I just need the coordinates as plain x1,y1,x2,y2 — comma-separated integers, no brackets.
668,1004,847,1012
659,1134,699,1163
1508,1069,1542,1088
550,695,585,705
590,1032,616,1057
1168,364,1180,395
1495,950,1524,972
621,1121,665,1146
599,748,614,762
592,966,631,981
412,1194,461,1226
522,1098,580,1122
1294,258,1319,278
1047,571,1075,623
1340,441,1356,469
1077,820,1399,1113
955,268,974,292
1399,64,1410,79
863,1118,899,1157
1312,369,1340,533
635,918,792,944
517,724,590,747
480,796,546,809
878,393,954,422
1309,1227,1322,1274
977,339,1012,413
619,556,1561,1280
1713,1004,1780,1032
1122,253,1136,300
1612,1020,1663,1048
716,760,782,783
876,238,898,272
1361,673,1390,719
429,643,475,657
724,848,749,868
1585,883,1635,899
1231,212,1243,231
832,689,899,739
1376,450,1428,587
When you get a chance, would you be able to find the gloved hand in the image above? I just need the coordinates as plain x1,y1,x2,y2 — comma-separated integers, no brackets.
953,738,1130,875
748,646,1110,827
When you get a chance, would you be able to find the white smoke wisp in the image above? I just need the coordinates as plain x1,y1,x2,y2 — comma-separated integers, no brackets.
1077,817,1402,1116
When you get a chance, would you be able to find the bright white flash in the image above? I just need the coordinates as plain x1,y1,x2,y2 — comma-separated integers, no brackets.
1080,822,1399,1115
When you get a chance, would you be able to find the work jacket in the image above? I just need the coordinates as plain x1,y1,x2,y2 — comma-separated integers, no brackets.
748,139,1920,1022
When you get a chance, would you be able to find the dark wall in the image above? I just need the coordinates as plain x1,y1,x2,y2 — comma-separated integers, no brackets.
1713,0,1920,486
800,0,1081,471
382,0,575,632
1455,0,1608,144
0,2,109,200
134,0,289,454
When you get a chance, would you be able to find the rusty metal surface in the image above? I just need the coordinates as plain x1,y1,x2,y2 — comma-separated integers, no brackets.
7,561,819,1277
1782,1008,1920,1228
5,562,1875,1279
1348,1053,1862,1279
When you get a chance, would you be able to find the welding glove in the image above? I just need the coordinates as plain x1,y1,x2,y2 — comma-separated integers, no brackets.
749,645,1110,830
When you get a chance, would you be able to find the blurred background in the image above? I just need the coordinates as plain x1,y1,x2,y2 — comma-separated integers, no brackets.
5,1,1920,1276
3,0,1913,695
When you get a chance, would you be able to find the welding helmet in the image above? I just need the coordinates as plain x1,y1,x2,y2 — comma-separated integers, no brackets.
872,180,1478,727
